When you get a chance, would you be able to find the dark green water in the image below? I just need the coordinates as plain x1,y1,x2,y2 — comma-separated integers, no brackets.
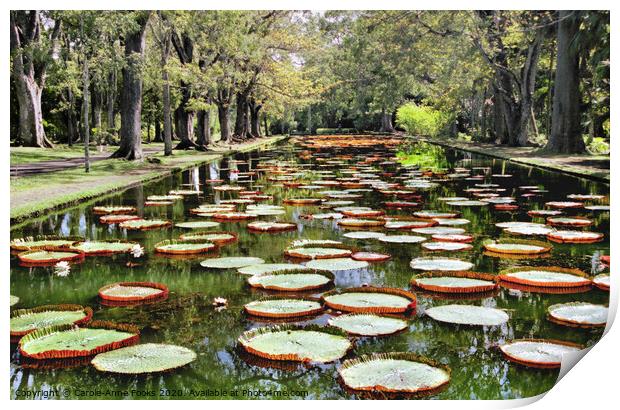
10,141,610,400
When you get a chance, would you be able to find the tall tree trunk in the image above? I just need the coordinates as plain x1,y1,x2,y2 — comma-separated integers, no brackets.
92,87,102,137
217,102,232,144
263,115,269,136
234,92,249,139
196,108,211,148
154,119,162,142
66,88,76,146
174,82,196,149
249,99,261,137
546,11,586,154
106,70,116,133
161,36,173,156
111,12,149,160
379,108,394,132
10,11,59,148
83,51,90,172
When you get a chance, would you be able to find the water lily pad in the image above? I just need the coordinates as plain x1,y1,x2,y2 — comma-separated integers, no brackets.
422,242,472,251
337,218,385,228
547,230,604,243
328,314,408,336
246,208,286,216
322,287,416,314
498,267,591,288
290,239,343,248
385,220,434,229
431,234,474,243
593,274,610,291
244,298,323,318
98,282,169,303
527,210,563,217
175,221,220,229
155,240,216,254
547,302,607,327
547,217,592,227
18,322,140,359
92,205,137,215
425,305,508,326
11,305,93,338
92,343,196,374
238,263,310,276
200,256,265,269
545,201,583,209
411,272,497,293
351,252,391,262
119,219,172,230
147,195,183,201
343,231,386,240
99,214,141,224
378,235,427,244
499,339,582,369
339,353,450,395
584,205,610,211
247,221,297,232
446,200,488,207
410,257,473,271
211,212,257,221
285,247,352,259
483,239,552,255
238,325,351,363
17,249,84,265
179,231,237,245
305,258,369,271
72,240,137,256
10,235,83,251
248,269,333,291
411,227,466,235
504,225,555,236
434,218,470,226
414,211,458,219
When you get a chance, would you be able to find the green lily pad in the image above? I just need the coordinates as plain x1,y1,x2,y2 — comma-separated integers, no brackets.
339,353,450,395
244,298,323,318
92,343,196,374
328,314,408,336
410,257,473,271
200,256,265,269
411,227,466,235
72,241,137,255
92,205,137,215
175,221,220,229
378,235,427,244
290,239,342,248
425,305,508,326
147,195,183,201
154,240,216,254
119,219,171,230
248,270,333,291
322,287,415,314
237,263,309,276
422,242,472,251
179,231,237,245
343,231,386,240
412,273,496,293
414,211,458,219
11,305,92,336
446,200,488,207
238,325,351,363
10,235,83,251
499,268,591,288
98,282,168,302
305,258,369,271
19,323,139,359
17,250,84,265
484,240,551,255
499,339,582,368
593,274,610,290
286,247,352,259
547,302,607,327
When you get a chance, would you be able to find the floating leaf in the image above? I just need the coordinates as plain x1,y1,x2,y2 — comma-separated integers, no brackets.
10,235,84,251
237,263,309,276
593,274,610,291
200,257,265,269
99,214,141,224
339,353,450,395
411,272,497,293
422,242,472,251
119,219,172,230
285,247,352,259
72,240,137,256
343,231,386,240
248,269,333,292
498,267,591,288
546,217,592,227
92,206,137,215
17,249,84,265
154,240,216,255
411,227,466,235
244,298,323,318
425,305,508,326
19,322,140,359
305,258,369,271
483,239,552,255
92,343,196,374
175,221,220,229
351,252,391,262
446,200,487,207
337,218,385,228
546,230,604,243
414,211,458,219
328,314,408,336
247,221,297,232
410,257,473,271
499,339,582,369
290,239,343,248
547,302,608,327
11,305,93,338
98,282,169,303
179,231,237,245
322,287,416,314
378,235,427,244
238,325,351,363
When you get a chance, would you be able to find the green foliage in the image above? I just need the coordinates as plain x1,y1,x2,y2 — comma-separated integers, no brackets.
396,103,451,137
585,136,610,155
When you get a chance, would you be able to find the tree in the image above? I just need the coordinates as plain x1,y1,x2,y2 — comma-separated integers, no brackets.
111,11,151,160
546,11,586,153
10,11,61,147
149,11,173,155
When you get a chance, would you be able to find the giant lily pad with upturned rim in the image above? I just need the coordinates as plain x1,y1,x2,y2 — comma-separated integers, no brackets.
11,304,93,339
91,343,196,374
328,314,408,336
547,302,607,328
410,257,474,272
244,297,324,318
425,304,508,326
200,256,265,269
411,272,497,294
499,339,583,369
248,269,334,292
322,287,416,314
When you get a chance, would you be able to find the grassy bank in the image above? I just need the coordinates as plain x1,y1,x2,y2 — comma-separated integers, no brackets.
10,135,288,225
417,137,610,183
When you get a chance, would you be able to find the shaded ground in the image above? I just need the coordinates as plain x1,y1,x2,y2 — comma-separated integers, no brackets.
421,138,610,182
10,136,288,224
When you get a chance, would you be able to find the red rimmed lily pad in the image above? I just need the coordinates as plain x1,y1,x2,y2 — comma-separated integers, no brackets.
422,242,472,252
499,339,583,369
546,217,592,227
498,267,591,288
92,205,137,215
547,302,607,328
17,249,85,266
247,221,297,232
546,230,604,243
322,287,416,314
99,214,141,224
244,297,324,319
11,304,93,339
154,240,216,255
98,282,169,303
411,271,497,294
351,252,391,262
119,219,172,230
431,234,474,243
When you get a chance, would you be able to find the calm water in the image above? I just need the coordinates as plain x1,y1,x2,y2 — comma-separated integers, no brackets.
10,141,610,400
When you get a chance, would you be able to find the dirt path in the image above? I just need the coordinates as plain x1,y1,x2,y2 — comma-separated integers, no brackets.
10,147,162,176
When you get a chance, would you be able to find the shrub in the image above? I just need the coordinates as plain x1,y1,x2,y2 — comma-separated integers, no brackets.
585,136,610,155
396,103,451,137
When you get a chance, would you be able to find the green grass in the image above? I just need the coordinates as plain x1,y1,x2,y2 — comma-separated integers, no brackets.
11,145,87,165
10,136,289,225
